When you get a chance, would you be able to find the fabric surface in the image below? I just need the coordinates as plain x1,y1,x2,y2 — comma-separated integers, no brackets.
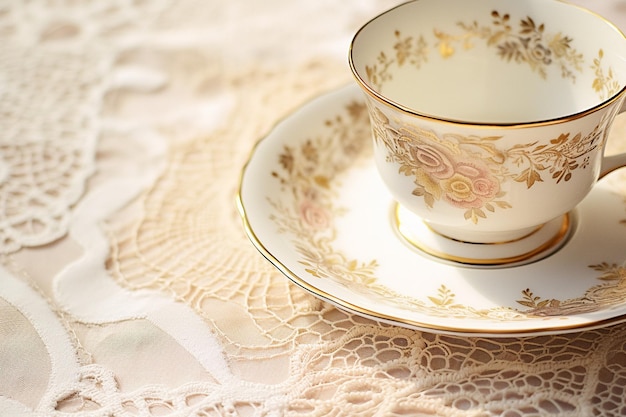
2,1,626,416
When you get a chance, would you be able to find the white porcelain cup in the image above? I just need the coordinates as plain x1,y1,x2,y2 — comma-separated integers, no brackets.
350,0,626,251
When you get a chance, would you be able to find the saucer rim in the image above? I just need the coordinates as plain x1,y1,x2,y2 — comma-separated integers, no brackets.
237,205,626,336
237,83,626,337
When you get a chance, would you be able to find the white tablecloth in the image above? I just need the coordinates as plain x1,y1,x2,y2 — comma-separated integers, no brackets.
2,1,626,416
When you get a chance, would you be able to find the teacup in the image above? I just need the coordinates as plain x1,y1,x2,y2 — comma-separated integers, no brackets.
349,0,626,265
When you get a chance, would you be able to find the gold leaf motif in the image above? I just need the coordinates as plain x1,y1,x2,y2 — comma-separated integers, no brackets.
517,288,550,309
591,49,621,100
302,140,319,163
314,176,330,189
514,263,626,316
365,9,615,97
439,42,454,59
427,285,456,307
590,263,626,281
514,168,543,188
279,146,295,173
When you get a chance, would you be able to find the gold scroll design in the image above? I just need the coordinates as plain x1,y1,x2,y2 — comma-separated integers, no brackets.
370,106,605,224
365,11,620,100
267,100,626,321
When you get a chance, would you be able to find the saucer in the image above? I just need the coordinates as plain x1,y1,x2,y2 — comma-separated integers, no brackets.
238,84,626,337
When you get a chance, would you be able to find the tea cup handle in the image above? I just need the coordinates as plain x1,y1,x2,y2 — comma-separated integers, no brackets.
599,101,626,179
600,153,626,178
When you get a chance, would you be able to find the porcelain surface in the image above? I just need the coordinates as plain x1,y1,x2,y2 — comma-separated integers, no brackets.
349,0,626,245
350,0,625,122
239,84,626,336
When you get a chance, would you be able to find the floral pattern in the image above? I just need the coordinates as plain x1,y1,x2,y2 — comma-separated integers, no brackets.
269,101,380,286
266,97,626,321
365,10,620,101
370,106,606,223
592,49,621,100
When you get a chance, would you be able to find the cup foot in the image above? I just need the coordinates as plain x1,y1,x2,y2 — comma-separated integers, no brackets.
392,204,575,268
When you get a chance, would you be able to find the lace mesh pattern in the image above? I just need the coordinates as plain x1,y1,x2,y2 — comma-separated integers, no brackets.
1,0,626,416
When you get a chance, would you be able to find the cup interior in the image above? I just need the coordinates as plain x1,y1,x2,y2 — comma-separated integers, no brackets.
350,0,626,124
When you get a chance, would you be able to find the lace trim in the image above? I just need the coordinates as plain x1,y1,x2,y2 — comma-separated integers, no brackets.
0,44,110,253
1,0,626,416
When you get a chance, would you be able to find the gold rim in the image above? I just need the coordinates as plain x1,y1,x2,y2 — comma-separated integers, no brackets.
348,0,626,128
238,193,626,335
393,204,572,266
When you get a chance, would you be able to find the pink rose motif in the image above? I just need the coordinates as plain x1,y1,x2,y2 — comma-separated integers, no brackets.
299,200,331,230
410,142,455,180
441,161,500,209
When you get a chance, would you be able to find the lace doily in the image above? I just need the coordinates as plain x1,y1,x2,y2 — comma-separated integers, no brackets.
0,45,109,253
1,0,626,416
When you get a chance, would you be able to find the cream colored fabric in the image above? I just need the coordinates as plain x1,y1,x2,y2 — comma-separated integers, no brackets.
2,0,626,416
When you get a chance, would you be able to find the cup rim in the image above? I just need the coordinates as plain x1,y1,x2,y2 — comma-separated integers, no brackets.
348,0,626,128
